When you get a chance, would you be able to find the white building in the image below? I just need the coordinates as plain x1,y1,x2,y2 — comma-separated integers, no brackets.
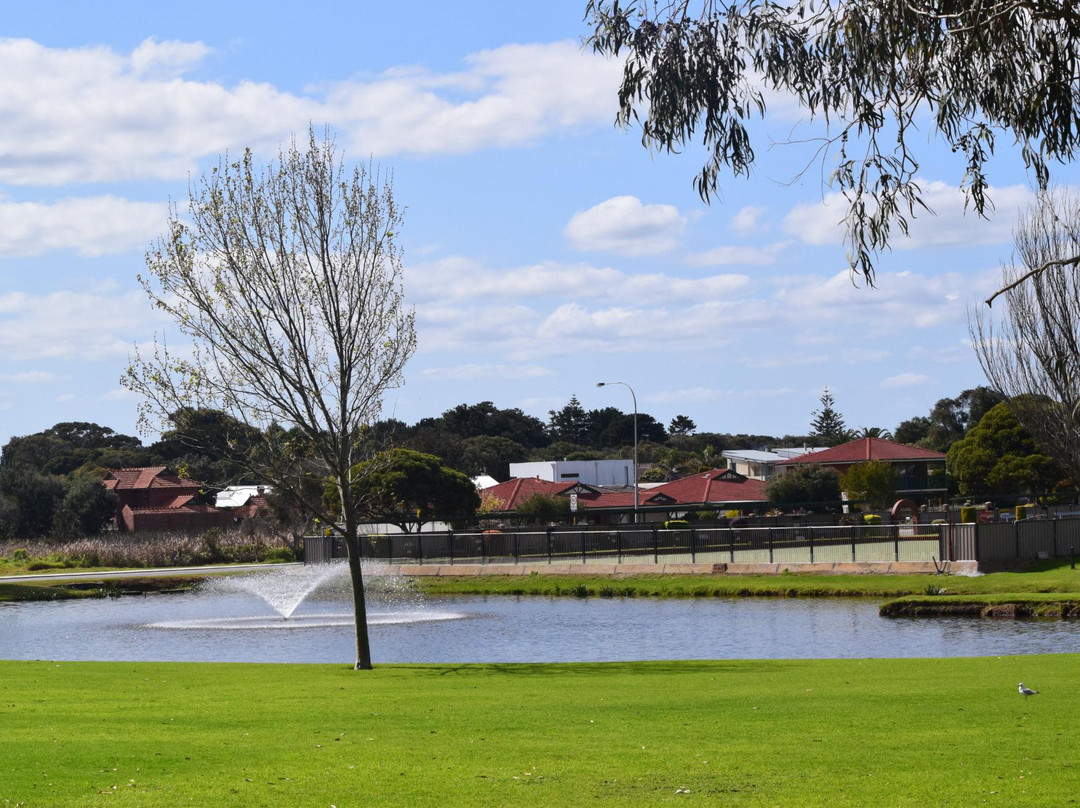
509,459,634,486
721,447,828,481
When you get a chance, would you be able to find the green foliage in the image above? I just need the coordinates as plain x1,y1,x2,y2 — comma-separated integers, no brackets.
947,403,1068,500
809,387,848,445
960,506,977,523
53,472,117,539
459,435,527,481
547,394,591,444
585,1,1080,284
863,514,882,525
514,493,572,525
765,464,841,508
840,460,899,510
668,414,697,436
349,448,481,532
897,387,1005,452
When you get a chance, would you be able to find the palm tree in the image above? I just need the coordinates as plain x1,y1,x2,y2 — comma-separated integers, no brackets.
855,426,893,440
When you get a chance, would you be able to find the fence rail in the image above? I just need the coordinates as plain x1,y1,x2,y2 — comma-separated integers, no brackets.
304,522,953,566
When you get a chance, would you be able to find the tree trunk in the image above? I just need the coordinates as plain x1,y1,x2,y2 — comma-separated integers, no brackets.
343,521,373,670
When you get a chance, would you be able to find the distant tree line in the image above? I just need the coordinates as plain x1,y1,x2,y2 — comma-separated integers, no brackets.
3,384,1070,539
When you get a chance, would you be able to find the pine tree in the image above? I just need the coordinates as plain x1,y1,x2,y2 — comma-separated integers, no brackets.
547,395,591,445
810,388,848,446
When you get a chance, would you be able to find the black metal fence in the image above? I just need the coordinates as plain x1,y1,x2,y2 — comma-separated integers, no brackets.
304,522,951,565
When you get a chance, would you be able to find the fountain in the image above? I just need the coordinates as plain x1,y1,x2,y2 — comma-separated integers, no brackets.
148,561,465,631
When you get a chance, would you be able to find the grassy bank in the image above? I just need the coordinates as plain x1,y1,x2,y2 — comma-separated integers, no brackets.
0,656,1073,807
412,560,1080,599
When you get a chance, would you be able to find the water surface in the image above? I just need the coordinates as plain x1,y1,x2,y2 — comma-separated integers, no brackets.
1,585,1077,664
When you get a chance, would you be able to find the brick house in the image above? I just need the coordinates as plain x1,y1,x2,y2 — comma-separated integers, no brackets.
480,468,768,523
102,466,236,533
775,437,947,504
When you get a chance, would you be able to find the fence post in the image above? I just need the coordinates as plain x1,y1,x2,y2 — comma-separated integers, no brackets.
850,526,856,562
617,527,623,564
582,529,587,564
416,533,423,562
769,530,774,563
653,526,660,564
546,526,553,564
893,525,899,562
511,530,518,564
1053,518,1059,557
448,530,455,565
481,532,487,565
690,527,697,563
974,522,981,562
1015,519,1021,560
729,527,735,563
809,528,814,563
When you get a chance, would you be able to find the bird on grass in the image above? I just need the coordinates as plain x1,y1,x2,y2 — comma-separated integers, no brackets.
1019,682,1039,698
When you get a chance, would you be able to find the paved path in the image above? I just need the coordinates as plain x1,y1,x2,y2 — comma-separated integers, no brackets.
0,562,302,585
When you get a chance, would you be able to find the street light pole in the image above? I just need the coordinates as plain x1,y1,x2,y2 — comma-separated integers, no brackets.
596,381,638,523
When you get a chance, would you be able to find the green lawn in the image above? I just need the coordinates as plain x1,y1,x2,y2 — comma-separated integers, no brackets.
413,559,1080,598
0,656,1074,807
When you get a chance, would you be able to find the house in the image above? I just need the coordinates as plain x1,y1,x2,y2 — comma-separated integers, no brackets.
649,468,769,513
774,437,947,504
480,468,768,523
103,466,236,533
508,459,634,486
721,447,828,481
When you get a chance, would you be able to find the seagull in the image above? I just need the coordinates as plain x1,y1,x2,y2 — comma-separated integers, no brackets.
1019,682,1039,698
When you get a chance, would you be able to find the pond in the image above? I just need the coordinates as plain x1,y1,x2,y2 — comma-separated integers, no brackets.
1,568,1078,664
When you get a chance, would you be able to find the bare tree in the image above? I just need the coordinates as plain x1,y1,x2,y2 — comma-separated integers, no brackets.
124,128,416,670
971,190,1080,483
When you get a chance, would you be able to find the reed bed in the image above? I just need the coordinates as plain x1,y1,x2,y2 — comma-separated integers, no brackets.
0,526,296,572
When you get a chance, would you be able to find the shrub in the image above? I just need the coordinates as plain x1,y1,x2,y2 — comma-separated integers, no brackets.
863,514,882,525
960,506,977,523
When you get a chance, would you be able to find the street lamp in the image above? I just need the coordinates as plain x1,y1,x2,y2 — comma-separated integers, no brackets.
596,381,638,523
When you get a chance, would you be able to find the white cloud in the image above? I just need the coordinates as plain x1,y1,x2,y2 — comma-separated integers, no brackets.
0,37,621,185
100,387,139,400
0,370,57,383
770,268,980,332
408,256,751,304
564,196,686,256
419,363,553,380
880,373,932,388
685,241,791,267
840,348,890,364
130,37,212,78
781,181,1035,249
731,205,766,234
0,290,162,360
0,195,168,257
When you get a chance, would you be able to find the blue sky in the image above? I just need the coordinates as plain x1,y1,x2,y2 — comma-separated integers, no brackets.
0,1,1043,450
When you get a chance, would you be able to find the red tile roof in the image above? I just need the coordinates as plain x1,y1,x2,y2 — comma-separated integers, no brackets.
480,478,580,510
777,437,946,465
649,468,768,505
103,467,203,491
481,468,767,512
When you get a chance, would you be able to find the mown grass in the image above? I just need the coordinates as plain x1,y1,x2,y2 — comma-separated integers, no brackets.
412,559,1080,599
0,656,1075,807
